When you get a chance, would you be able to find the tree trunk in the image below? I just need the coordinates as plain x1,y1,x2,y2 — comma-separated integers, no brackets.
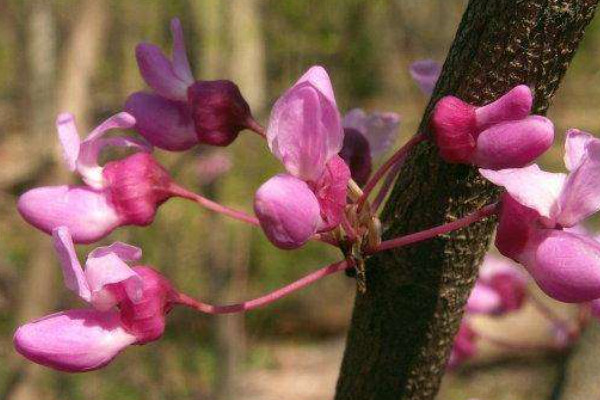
334,2,598,400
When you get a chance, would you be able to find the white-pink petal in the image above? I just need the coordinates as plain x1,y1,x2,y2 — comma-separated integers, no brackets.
52,227,91,302
564,129,595,171
56,113,81,172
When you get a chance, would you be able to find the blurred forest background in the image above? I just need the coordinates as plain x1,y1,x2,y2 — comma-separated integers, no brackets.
0,1,599,399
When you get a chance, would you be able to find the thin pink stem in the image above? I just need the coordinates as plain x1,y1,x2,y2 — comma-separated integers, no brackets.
170,184,260,226
246,117,266,138
341,214,358,242
372,160,403,212
175,260,348,314
358,134,426,210
373,203,498,253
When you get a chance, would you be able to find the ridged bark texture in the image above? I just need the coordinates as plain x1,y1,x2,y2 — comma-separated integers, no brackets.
335,1,599,400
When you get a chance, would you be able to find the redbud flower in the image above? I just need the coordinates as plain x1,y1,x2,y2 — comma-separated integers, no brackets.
14,228,178,372
255,66,350,249
448,321,478,369
481,130,600,302
431,85,554,169
17,112,175,243
467,254,528,315
340,108,401,185
126,18,254,150
409,59,441,96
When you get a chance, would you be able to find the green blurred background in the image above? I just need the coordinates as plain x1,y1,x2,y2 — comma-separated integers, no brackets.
0,1,599,399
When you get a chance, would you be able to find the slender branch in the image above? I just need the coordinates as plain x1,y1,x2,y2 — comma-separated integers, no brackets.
175,260,348,314
373,203,498,253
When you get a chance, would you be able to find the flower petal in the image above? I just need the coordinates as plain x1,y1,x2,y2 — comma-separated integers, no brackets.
474,85,533,130
558,140,600,226
564,129,594,171
56,113,81,172
409,59,441,96
14,309,137,372
52,227,91,302
311,155,351,232
135,43,190,101
296,65,337,106
17,185,122,244
169,18,194,86
125,92,197,151
254,174,321,249
466,282,502,315
88,242,142,262
363,112,401,157
480,165,565,220
342,108,367,134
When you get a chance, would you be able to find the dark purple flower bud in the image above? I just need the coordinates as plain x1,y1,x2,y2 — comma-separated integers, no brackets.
339,128,372,186
187,80,253,146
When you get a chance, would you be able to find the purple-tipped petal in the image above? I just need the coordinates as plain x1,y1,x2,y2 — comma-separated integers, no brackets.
558,140,600,227
523,229,600,303
254,174,321,249
135,44,190,101
267,67,343,181
480,165,565,221
56,113,81,171
466,282,502,315
409,59,441,96
125,92,197,151
52,227,91,302
169,18,194,86
18,185,122,244
564,129,595,171
472,115,554,169
475,85,533,130
312,155,351,232
14,309,137,372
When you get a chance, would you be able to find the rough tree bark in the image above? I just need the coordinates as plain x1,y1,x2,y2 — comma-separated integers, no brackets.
335,2,598,400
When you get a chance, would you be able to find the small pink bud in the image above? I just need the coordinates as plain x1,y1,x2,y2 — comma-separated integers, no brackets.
431,96,477,163
339,128,372,186
103,152,174,226
187,80,253,146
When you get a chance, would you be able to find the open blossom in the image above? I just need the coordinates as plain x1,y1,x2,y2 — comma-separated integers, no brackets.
409,59,442,96
431,85,554,169
481,130,600,302
125,18,254,150
17,112,175,244
254,66,350,249
340,108,401,186
14,228,180,372
466,254,528,316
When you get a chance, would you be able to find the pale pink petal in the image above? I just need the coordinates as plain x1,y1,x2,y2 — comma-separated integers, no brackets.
480,165,565,220
296,65,337,106
56,113,81,171
564,129,595,171
558,140,600,227
14,309,137,372
85,253,143,310
364,112,401,157
523,229,600,302
466,283,502,315
474,85,533,130
342,108,367,134
88,242,142,262
17,185,122,244
479,254,526,284
409,59,441,96
52,227,91,302
170,18,194,85
135,43,189,101
125,92,197,151
312,155,351,232
254,174,321,249
472,116,554,169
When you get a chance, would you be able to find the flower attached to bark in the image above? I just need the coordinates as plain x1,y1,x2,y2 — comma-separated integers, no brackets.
17,112,175,243
126,18,256,150
254,66,351,249
481,130,600,302
14,228,180,372
431,85,554,169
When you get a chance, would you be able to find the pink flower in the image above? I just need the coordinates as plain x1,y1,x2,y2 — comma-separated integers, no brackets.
431,85,554,169
448,321,478,369
409,59,441,96
17,112,174,243
255,66,350,249
466,254,528,315
126,18,254,150
481,130,600,302
340,108,401,185
14,228,178,372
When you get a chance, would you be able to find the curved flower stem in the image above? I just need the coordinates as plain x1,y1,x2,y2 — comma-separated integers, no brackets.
372,203,498,253
478,331,564,352
246,117,266,138
358,133,426,211
175,260,348,314
372,160,402,212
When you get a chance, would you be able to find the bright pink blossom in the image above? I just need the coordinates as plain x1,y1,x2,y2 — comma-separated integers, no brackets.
409,59,441,96
126,18,253,150
17,112,174,243
255,66,351,249
431,85,554,169
467,254,528,315
14,228,179,372
481,130,600,302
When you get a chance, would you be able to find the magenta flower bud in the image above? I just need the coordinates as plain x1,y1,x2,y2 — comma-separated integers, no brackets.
103,152,174,226
474,85,533,130
431,96,477,163
187,80,252,146
339,128,372,186
254,174,321,249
